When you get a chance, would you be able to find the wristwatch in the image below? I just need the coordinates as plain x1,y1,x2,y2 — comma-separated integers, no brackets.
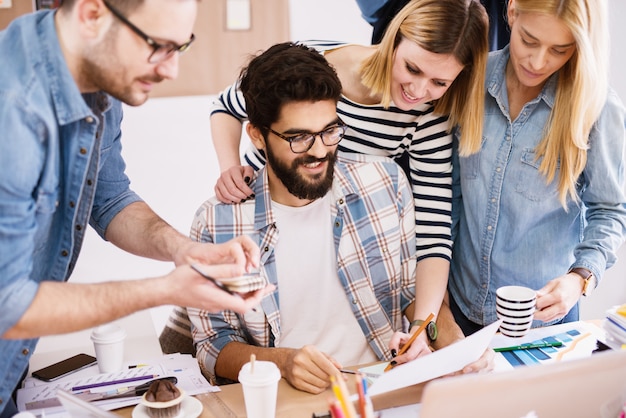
409,319,438,342
569,267,595,296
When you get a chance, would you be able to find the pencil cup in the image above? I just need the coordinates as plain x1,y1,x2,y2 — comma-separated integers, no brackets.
91,324,126,373
496,286,536,338
238,360,281,418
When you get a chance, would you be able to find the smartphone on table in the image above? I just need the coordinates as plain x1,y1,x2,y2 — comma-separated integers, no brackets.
31,353,97,382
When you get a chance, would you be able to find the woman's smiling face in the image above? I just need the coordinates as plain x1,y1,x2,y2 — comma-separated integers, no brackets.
389,37,463,110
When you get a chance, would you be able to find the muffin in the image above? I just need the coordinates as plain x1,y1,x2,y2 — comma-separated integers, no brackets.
140,379,185,418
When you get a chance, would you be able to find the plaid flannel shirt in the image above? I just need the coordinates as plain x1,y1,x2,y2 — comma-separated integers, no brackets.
188,153,417,383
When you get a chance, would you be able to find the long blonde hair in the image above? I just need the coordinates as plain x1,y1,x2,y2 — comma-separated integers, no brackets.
510,0,610,206
360,0,489,153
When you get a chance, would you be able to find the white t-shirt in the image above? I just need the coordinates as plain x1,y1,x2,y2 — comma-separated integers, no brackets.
272,194,377,366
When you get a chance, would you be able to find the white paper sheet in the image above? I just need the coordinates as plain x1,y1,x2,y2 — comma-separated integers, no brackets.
366,320,501,397
17,353,216,416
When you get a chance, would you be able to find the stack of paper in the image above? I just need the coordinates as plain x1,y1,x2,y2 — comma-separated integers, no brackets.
604,304,626,349
17,353,217,417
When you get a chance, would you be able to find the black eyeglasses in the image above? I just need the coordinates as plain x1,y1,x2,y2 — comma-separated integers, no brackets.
102,0,195,64
267,121,347,153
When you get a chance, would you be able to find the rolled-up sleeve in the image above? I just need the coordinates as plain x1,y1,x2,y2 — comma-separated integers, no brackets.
89,100,142,238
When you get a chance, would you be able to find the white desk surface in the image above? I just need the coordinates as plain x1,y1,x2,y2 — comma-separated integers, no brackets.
29,309,163,373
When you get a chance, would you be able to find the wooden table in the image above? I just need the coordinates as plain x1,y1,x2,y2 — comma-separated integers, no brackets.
115,376,426,417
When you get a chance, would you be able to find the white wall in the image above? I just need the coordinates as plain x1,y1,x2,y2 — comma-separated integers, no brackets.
579,1,626,319
287,0,370,43
70,1,626,335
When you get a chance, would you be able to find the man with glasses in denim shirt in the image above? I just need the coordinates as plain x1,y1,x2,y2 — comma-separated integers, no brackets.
0,1,268,415
162,42,492,395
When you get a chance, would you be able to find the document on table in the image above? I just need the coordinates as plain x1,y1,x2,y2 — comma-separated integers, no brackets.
490,320,605,372
365,320,501,397
17,353,216,416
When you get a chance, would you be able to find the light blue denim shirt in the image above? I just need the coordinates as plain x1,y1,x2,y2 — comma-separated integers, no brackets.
450,46,626,328
0,11,141,408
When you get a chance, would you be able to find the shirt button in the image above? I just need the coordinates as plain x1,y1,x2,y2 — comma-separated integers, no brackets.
335,221,340,228
80,148,87,155
338,199,344,205
76,225,83,231
491,198,496,203
496,167,501,172
69,201,76,208
487,225,492,230
352,299,358,304
22,348,30,355
87,179,93,186
85,116,94,124
264,246,269,252
61,250,69,257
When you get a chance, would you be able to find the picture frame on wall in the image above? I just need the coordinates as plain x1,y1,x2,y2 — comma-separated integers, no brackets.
36,0,61,10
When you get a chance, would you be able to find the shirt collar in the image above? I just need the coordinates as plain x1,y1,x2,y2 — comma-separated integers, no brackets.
252,157,357,229
487,45,558,111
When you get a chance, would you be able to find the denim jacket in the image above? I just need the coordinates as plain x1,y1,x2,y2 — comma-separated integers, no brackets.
450,46,626,327
0,11,141,408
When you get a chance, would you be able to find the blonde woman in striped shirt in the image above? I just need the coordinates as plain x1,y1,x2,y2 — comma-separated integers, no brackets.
209,0,489,359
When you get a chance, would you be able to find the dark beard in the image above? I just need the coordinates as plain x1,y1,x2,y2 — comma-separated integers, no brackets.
266,144,337,201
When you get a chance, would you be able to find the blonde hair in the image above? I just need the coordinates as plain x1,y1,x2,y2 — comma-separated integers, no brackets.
510,0,610,206
360,0,489,153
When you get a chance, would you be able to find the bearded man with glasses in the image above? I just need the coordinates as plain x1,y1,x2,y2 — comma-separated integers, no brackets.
0,2,269,415
159,42,493,394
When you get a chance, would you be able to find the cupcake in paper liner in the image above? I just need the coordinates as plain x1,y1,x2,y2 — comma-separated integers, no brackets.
140,379,185,418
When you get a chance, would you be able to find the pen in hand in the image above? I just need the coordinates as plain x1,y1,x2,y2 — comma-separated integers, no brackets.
384,312,435,372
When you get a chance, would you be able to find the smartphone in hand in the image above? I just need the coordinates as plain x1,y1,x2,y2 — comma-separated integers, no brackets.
31,353,97,382
219,273,267,293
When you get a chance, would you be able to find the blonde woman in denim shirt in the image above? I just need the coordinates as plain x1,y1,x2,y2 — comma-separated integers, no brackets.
449,0,626,335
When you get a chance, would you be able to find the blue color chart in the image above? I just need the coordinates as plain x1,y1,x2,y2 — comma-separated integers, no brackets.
500,329,582,367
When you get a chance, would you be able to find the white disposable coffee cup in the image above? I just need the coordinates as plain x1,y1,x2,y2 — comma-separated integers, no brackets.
91,324,126,373
496,286,537,338
238,360,281,418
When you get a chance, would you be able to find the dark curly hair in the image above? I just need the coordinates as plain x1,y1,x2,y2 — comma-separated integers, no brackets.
239,42,343,135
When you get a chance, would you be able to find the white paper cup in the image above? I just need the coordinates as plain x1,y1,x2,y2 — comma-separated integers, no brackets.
496,286,536,338
91,324,126,373
238,360,281,418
